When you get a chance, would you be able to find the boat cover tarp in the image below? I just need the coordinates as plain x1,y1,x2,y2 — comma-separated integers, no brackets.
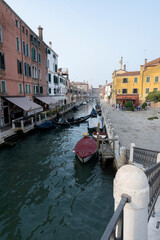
74,136,97,158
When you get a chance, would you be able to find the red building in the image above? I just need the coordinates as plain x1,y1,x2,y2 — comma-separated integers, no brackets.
0,0,48,126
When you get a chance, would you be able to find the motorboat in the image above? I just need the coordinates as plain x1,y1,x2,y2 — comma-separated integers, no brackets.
74,133,97,163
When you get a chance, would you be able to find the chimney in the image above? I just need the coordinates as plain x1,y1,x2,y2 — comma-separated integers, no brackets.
38,26,43,40
124,64,126,71
145,58,147,65
49,41,52,49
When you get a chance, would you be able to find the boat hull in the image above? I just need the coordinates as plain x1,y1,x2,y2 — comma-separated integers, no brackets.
77,154,94,163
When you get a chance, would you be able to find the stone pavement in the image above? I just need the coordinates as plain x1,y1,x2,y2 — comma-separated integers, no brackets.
101,101,160,152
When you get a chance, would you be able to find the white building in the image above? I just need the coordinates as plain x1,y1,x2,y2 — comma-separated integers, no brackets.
47,42,59,96
105,82,112,102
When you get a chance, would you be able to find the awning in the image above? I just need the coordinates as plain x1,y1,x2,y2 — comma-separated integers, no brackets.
5,97,43,116
52,96,68,101
35,96,58,105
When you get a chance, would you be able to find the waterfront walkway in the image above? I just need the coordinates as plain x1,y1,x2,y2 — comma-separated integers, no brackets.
101,100,160,240
102,101,160,151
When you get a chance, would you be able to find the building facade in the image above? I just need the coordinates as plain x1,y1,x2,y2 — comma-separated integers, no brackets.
112,58,160,106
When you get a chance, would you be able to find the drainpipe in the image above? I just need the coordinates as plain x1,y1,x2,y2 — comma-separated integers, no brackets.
19,20,25,97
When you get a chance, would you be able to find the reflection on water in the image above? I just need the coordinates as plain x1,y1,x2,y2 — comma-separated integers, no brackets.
0,102,115,240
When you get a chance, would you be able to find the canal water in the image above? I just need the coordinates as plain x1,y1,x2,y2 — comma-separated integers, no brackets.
0,102,115,240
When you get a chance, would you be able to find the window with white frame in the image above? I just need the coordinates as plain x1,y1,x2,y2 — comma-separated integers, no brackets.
146,76,150,83
33,85,39,94
155,76,159,83
32,66,38,79
153,88,158,92
16,37,20,52
19,83,23,93
0,25,3,42
1,80,6,93
31,47,37,61
145,88,149,93
134,77,138,83
48,88,51,94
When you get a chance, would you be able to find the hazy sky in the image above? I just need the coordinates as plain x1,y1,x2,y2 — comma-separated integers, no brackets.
4,0,160,87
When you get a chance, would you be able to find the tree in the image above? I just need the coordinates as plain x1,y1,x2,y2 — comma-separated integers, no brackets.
146,91,160,103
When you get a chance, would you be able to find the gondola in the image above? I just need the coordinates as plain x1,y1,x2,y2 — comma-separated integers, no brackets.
36,120,55,129
52,114,91,127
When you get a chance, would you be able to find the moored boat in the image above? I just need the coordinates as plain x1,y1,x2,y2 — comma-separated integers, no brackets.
74,133,97,163
92,131,107,140
52,114,91,127
36,120,54,129
88,116,103,133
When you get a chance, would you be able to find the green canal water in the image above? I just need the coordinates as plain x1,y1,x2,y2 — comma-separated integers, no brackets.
0,103,115,240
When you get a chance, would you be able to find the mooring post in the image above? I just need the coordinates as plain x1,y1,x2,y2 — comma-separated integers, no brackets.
114,165,149,240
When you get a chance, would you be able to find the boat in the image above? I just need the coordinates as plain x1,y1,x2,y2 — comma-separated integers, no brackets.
92,131,107,140
36,120,55,129
91,108,97,117
52,114,91,127
74,133,97,163
88,117,103,133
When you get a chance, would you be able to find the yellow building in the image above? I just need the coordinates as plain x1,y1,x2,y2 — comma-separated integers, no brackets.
112,57,160,106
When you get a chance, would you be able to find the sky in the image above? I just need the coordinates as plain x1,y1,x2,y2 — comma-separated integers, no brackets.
4,0,160,87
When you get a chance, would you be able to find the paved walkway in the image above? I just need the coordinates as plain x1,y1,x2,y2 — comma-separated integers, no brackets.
102,101,160,151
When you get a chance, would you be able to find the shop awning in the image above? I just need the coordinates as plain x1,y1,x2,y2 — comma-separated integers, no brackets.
52,96,68,101
35,96,58,105
5,97,43,116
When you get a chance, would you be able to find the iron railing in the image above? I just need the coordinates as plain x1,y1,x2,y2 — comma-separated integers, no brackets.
145,162,160,220
133,147,159,168
100,195,131,240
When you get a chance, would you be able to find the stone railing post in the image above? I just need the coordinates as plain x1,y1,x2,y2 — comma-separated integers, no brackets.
114,135,119,156
120,146,126,166
129,143,135,163
12,120,15,129
157,153,160,163
38,115,41,121
45,112,47,119
114,165,149,240
21,120,24,130
31,117,34,126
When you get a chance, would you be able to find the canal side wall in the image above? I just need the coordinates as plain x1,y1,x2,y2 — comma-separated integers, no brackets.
101,102,127,170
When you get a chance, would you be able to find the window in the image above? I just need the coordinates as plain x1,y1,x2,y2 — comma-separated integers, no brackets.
15,19,19,28
17,60,22,74
153,88,158,92
0,25,3,42
19,83,23,93
38,53,41,63
49,88,51,94
0,52,5,70
31,47,37,61
55,64,57,72
123,78,128,83
146,76,150,83
39,69,41,80
54,88,56,94
32,66,38,78
48,73,51,83
145,88,149,94
40,86,43,94
122,89,127,94
22,25,24,33
134,77,138,83
133,88,138,93
23,41,26,55
26,29,28,36
16,37,20,52
155,76,159,83
54,75,58,84
118,89,120,93
25,84,31,93
1,80,6,93
33,85,39,94
24,62,31,76
24,62,27,76
26,44,29,57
